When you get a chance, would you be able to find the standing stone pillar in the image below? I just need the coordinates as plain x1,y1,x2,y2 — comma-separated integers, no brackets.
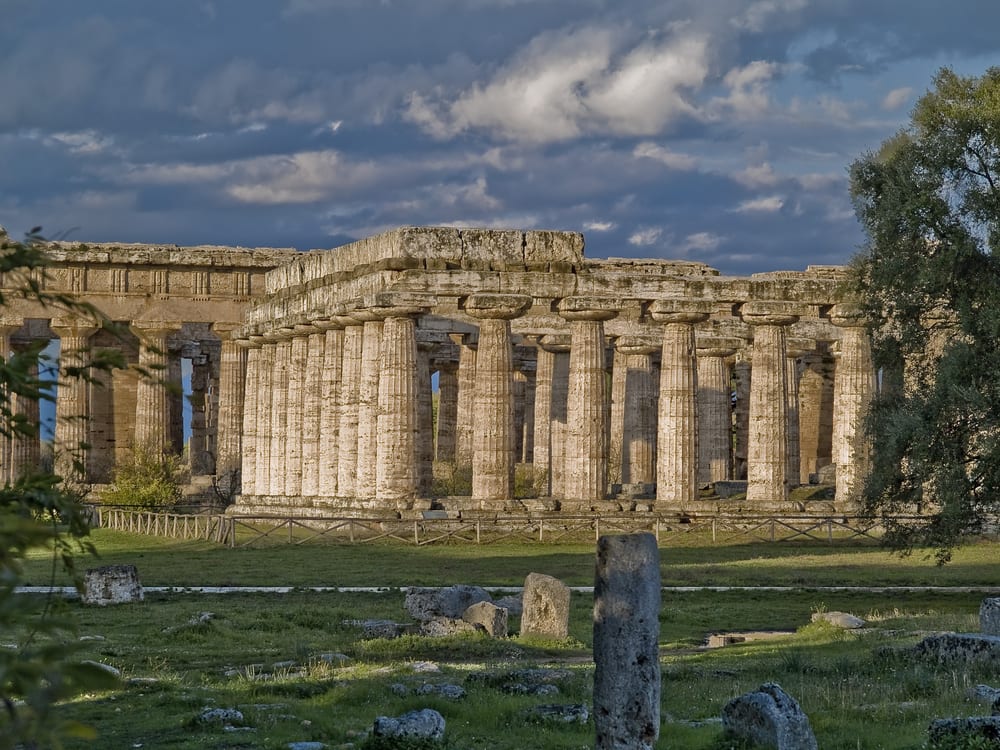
254,338,275,495
317,321,343,498
558,298,620,508
188,355,212,475
453,334,477,469
299,325,326,498
651,300,712,510
267,329,294,497
336,321,364,498
831,305,875,512
465,294,532,509
697,339,739,486
732,352,751,480
52,319,99,483
416,339,435,496
532,341,554,490
784,339,814,489
609,342,628,486
742,302,799,507
546,338,572,500
594,532,661,750
355,315,383,500
237,336,261,496
131,321,180,456
10,337,41,481
376,312,423,509
213,323,247,479
283,326,312,498
616,337,660,487
167,354,184,455
435,362,458,462
521,368,536,463
512,368,527,464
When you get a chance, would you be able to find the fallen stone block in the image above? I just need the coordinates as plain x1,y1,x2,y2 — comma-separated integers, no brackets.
405,585,491,621
928,716,1000,745
913,633,1000,666
523,703,589,724
342,619,407,639
811,611,866,629
981,598,1000,636
463,601,508,637
722,682,817,750
81,565,143,606
419,617,479,637
373,708,445,742
520,573,570,639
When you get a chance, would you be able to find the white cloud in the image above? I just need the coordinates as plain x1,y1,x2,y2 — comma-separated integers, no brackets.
47,130,114,155
881,86,913,111
628,227,662,246
733,162,780,188
734,195,784,213
682,231,724,251
633,142,698,171
584,221,616,232
709,61,780,119
731,0,807,32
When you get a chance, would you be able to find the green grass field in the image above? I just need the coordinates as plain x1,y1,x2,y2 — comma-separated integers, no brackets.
15,530,1000,749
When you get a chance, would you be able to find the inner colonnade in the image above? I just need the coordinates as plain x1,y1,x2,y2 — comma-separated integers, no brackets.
0,226,872,515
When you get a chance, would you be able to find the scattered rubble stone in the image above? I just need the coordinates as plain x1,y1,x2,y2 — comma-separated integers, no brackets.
81,565,143,606
970,684,1000,712
342,619,408,639
928,716,1000,744
494,594,523,616
722,682,817,750
981,598,1000,636
199,707,244,725
419,617,479,637
811,611,866,629
523,703,589,724
405,585,491,621
520,573,570,639
411,661,441,673
912,633,1000,665
373,708,445,742
462,601,508,637
81,660,121,679
415,683,466,700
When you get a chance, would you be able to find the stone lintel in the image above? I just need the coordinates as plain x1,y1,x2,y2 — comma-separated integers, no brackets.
829,303,866,327
448,331,478,347
462,293,532,320
786,337,817,358
556,295,621,321
696,335,744,353
362,291,439,311
741,300,801,326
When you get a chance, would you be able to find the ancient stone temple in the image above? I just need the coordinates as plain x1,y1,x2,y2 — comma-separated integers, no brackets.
0,227,876,515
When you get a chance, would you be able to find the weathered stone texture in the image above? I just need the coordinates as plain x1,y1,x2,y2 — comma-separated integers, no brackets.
982,598,1000,636
82,565,144,606
520,573,570,639
722,682,817,750
463,601,509,637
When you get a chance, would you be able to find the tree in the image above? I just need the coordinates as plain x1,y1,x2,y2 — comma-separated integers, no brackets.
0,228,124,747
850,67,1000,561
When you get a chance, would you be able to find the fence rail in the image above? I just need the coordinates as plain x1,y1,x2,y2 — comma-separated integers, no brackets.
87,506,938,548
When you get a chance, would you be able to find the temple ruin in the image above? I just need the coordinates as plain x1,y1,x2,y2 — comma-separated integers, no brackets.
0,227,874,516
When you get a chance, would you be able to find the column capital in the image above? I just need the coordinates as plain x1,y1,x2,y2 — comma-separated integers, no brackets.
649,299,713,324
556,296,622,322
463,293,532,320
538,334,571,353
50,317,100,337
614,335,660,356
262,326,296,342
741,301,800,326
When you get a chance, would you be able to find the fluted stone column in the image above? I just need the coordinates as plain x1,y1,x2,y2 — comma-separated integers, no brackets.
214,323,247,478
189,356,212,475
617,336,660,487
376,313,422,508
609,343,628,485
454,334,477,468
132,321,180,456
733,353,751,480
337,321,364,498
435,363,458,462
532,342,554,490
52,319,98,482
512,368,527,464
355,316,383,500
300,326,326,498
651,300,711,509
465,294,532,509
317,322,344,498
10,337,40,481
282,326,311,498
558,297,619,508
798,350,834,481
742,302,799,507
416,339,435,496
238,336,262,496
521,369,536,463
831,305,875,512
697,339,739,486
255,339,275,495
268,331,294,496
784,339,814,489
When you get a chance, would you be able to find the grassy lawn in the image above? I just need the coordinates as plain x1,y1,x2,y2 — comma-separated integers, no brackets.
15,531,1000,748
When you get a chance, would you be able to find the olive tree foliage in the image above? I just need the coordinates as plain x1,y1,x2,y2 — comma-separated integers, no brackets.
849,67,1000,561
0,228,126,747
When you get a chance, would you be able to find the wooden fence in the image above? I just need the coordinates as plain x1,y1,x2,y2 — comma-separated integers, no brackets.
89,506,918,548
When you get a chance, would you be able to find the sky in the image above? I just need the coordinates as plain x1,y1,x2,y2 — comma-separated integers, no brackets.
3,1,999,276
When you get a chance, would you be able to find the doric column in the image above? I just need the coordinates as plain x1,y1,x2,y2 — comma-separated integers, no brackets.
10,336,40,481
538,336,571,498
532,341,554,487
213,323,247,477
267,328,294,496
742,302,799,507
831,305,875,512
512,368,527,464
188,354,212,475
52,319,99,482
131,321,180,456
435,362,458,462
697,339,738,485
616,336,660,486
609,342,628,485
317,322,344,498
798,350,833,481
336,320,364,497
784,338,815,488
732,352,751,480
558,297,620,507
282,325,312,498
416,339,435,496
254,338,275,495
168,354,184,455
651,300,711,509
355,315,383,500
237,336,262,496
521,368,536,463
465,294,532,509
454,334,477,468
300,324,327,498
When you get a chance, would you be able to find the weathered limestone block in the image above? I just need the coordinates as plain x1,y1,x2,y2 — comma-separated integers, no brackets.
981,598,1000,635
463,601,509,637
928,717,1000,745
722,682,817,750
82,565,143,606
373,708,445,742
404,585,492,621
520,573,570,639
593,533,661,750
810,611,866,629
524,230,584,266
420,617,480,637
912,633,1000,666
461,228,523,269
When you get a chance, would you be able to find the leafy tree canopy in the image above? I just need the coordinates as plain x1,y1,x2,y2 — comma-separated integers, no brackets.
850,67,1000,561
